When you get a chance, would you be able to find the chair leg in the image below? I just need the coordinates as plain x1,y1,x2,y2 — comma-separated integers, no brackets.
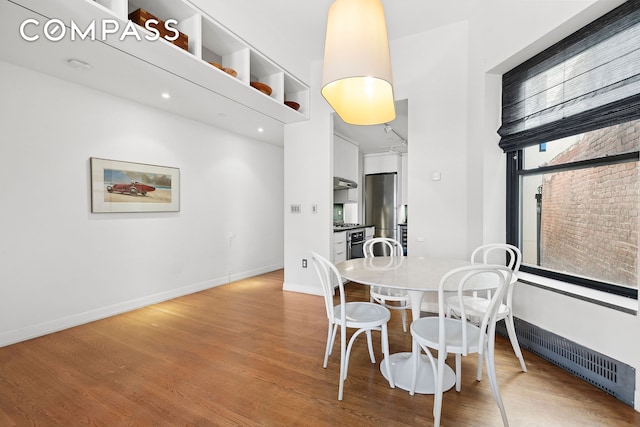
400,308,408,333
410,344,419,396
476,351,484,381
455,353,461,392
365,330,376,363
381,324,395,388
410,343,437,397
338,324,347,401
324,322,337,368
485,336,509,426
505,312,527,372
433,354,447,427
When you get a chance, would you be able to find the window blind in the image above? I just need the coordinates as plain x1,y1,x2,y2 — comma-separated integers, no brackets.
498,0,640,152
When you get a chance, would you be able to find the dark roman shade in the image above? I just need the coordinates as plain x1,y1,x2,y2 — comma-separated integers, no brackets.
498,0,640,152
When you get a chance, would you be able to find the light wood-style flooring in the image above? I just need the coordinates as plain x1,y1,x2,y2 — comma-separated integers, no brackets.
0,269,638,426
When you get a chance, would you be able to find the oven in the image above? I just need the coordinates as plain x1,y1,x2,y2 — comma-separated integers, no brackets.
347,229,365,259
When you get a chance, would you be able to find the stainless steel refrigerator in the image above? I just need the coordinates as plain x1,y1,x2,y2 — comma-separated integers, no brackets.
365,173,397,256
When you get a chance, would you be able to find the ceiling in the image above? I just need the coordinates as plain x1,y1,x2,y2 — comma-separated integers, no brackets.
0,0,480,149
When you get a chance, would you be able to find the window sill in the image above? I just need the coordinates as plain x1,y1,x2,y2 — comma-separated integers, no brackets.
517,272,638,315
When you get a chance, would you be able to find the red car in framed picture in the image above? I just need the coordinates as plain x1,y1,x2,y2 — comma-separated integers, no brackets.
106,181,156,196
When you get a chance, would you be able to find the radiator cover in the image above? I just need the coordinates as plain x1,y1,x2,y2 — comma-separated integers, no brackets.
497,318,635,407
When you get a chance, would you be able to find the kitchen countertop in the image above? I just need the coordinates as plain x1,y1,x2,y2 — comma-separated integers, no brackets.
333,224,374,232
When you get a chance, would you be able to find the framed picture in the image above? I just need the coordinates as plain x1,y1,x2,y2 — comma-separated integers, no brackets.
90,157,180,213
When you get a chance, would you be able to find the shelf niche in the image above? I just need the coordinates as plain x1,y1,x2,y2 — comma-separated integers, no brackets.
81,0,310,120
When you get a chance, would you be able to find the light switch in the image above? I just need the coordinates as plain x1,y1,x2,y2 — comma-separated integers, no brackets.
431,172,441,181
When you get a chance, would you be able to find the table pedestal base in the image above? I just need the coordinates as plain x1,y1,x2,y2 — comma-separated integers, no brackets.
380,352,455,394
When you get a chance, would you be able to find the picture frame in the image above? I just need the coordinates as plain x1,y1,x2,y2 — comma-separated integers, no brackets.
90,157,180,213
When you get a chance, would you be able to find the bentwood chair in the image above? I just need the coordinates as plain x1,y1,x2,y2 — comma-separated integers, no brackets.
364,238,411,332
311,252,395,400
411,265,513,427
446,243,527,379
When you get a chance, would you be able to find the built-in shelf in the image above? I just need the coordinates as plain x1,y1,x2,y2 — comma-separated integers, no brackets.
3,0,309,143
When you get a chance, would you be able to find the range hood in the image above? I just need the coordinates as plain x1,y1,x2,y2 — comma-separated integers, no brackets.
333,176,358,190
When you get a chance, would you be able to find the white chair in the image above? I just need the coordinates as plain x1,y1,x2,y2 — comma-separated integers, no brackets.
311,252,395,400
364,237,412,332
411,265,513,427
446,243,527,378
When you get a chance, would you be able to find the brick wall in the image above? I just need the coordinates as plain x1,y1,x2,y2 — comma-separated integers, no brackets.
539,121,639,287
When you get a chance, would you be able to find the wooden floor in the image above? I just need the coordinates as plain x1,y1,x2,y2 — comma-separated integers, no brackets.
1,269,638,426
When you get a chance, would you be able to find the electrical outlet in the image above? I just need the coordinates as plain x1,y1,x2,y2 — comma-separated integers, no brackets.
302,259,307,268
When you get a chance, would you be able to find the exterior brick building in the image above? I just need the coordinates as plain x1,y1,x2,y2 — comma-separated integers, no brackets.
539,120,639,288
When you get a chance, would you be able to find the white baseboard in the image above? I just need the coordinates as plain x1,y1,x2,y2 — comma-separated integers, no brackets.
228,263,283,283
282,281,323,296
0,264,283,348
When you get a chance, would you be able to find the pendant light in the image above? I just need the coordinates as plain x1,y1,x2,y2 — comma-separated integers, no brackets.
321,0,396,125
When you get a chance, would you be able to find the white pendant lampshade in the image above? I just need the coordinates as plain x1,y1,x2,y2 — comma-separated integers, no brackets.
321,0,396,125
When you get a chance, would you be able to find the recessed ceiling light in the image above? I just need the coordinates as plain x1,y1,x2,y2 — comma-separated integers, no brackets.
67,58,92,70
258,127,264,133
161,92,171,99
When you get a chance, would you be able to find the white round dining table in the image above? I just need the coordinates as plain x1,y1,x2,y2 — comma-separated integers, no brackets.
336,256,474,395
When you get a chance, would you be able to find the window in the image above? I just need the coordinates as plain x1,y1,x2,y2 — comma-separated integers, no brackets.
501,0,640,298
512,121,639,297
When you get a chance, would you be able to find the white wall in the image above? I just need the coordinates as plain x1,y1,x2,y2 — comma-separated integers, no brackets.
282,61,333,295
0,61,284,346
393,22,470,259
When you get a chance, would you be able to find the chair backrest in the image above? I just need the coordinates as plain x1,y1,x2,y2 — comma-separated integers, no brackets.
470,244,522,304
439,265,513,356
364,237,403,258
471,243,522,272
311,252,345,325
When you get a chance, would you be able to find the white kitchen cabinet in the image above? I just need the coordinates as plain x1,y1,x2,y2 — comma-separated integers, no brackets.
333,231,347,264
333,135,359,182
334,189,358,203
333,135,360,204
7,0,309,131
364,153,401,175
